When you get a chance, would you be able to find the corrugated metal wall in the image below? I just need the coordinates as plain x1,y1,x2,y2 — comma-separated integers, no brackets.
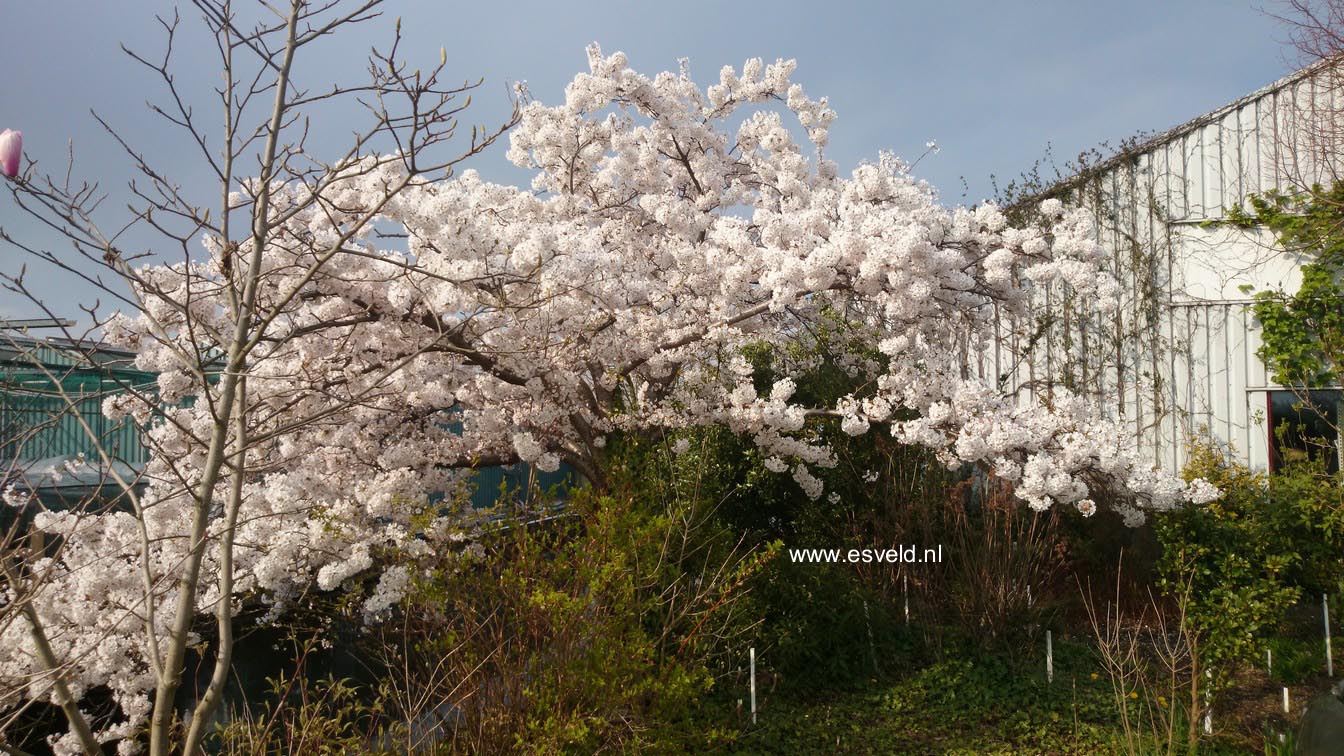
989,63,1341,473
1,337,154,465
0,384,148,464
465,463,573,509
2,338,570,508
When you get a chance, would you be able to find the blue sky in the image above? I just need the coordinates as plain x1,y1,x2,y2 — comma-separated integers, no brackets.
0,1,1298,323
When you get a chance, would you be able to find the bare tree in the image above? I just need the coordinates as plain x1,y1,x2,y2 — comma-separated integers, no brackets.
1270,1,1344,193
0,1,517,752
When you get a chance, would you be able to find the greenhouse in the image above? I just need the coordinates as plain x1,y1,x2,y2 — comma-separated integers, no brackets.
0,332,152,509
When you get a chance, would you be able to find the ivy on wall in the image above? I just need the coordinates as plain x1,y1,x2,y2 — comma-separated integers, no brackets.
1226,183,1344,388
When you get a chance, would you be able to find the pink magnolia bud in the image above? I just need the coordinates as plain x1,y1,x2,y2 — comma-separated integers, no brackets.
0,130,22,178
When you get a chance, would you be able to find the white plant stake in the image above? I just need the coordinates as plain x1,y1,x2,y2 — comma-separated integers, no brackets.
750,647,757,725
1046,630,1054,684
863,600,880,676
903,575,910,625
1203,669,1212,735
1326,594,1334,678
1283,686,1290,715
1267,648,1272,674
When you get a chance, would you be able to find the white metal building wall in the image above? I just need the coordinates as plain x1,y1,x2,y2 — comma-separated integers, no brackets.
991,62,1339,473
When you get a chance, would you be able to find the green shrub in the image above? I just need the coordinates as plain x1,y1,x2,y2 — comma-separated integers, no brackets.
361,449,774,754
214,669,378,756
1155,445,1299,683
1154,444,1344,696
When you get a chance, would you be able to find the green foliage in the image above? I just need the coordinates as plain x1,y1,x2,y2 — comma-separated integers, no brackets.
383,482,769,753
1261,455,1344,599
1266,636,1326,686
1224,183,1344,387
1156,446,1299,679
1262,723,1297,756
214,673,378,756
1155,445,1344,689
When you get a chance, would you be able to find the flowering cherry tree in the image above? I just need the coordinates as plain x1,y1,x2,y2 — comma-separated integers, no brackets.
1,11,1216,754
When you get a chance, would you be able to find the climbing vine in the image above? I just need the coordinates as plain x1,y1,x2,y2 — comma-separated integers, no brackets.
1226,183,1344,388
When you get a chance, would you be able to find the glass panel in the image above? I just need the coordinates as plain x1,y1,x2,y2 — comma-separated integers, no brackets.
1268,389,1342,473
